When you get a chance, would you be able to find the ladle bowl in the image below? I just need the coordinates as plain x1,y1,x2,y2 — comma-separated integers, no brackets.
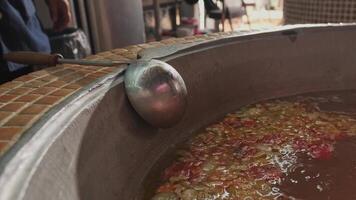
124,59,188,128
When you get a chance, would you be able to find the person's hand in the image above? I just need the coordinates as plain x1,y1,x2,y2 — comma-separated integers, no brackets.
46,0,72,32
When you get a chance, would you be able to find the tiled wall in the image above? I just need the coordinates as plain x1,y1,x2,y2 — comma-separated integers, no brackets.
284,0,356,24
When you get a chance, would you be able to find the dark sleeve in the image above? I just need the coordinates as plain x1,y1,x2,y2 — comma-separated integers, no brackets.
0,33,11,83
0,0,50,77
0,34,32,84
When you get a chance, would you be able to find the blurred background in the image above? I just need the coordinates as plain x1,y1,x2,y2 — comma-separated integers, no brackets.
32,0,356,56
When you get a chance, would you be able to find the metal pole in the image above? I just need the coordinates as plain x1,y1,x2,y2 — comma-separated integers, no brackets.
153,0,162,41
221,0,226,32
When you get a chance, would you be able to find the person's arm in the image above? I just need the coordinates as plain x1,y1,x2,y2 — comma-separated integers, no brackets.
46,0,72,32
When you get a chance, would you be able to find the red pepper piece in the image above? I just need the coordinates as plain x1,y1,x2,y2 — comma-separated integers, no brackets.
293,138,308,151
157,183,176,193
309,143,333,160
228,120,243,128
242,119,256,127
163,162,188,180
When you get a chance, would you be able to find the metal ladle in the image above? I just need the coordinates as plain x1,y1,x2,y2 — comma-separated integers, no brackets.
3,51,188,128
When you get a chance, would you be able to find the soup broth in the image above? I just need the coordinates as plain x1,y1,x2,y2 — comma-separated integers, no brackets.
149,91,356,200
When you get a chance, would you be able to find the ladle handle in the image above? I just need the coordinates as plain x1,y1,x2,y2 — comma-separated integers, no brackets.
3,51,62,66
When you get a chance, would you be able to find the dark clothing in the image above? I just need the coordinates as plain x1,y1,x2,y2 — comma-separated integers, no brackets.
0,0,50,83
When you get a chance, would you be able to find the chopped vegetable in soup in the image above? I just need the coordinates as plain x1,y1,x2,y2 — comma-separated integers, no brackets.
152,97,356,200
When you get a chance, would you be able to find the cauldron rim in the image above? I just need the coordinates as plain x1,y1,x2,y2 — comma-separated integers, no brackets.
0,23,356,200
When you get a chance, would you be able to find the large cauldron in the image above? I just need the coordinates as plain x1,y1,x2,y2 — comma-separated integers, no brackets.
0,24,356,200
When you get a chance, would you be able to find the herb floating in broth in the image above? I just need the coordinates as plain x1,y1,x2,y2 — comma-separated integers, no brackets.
152,98,356,200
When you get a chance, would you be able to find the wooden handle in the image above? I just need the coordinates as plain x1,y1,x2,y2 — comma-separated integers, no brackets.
3,51,63,66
